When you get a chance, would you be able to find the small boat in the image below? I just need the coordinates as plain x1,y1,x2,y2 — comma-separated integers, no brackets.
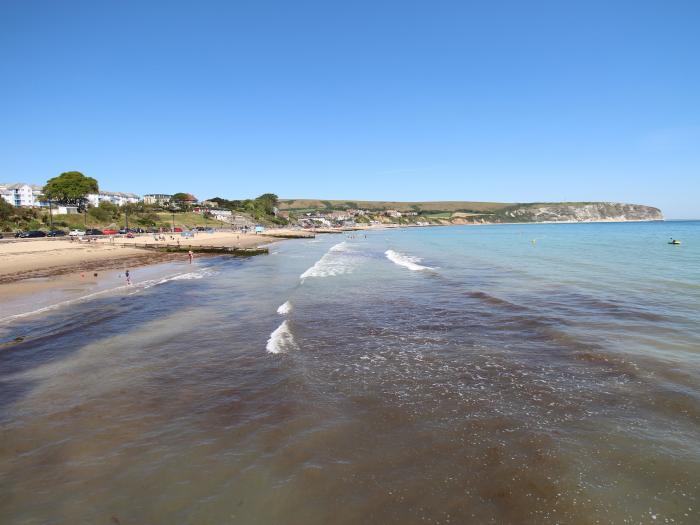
668,239,681,245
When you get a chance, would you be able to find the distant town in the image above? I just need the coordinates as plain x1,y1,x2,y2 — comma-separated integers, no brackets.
0,179,436,234
1,177,664,236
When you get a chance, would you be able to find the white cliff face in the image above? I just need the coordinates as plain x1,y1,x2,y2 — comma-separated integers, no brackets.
501,202,663,222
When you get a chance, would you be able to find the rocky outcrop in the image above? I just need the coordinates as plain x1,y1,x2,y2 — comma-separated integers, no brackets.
493,202,663,223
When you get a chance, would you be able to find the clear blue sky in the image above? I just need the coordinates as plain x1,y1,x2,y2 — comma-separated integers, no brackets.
1,1,698,218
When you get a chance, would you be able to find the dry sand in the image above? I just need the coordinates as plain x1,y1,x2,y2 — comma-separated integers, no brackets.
0,239,165,283
0,230,308,288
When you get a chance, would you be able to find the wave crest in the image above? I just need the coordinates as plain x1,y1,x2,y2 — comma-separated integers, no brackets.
385,250,434,271
277,301,292,315
266,320,297,354
300,242,355,279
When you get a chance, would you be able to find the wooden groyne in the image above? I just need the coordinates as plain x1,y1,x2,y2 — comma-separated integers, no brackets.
263,232,316,239
117,243,268,257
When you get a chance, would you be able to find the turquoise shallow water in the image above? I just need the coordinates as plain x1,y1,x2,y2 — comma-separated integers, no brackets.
1,221,699,524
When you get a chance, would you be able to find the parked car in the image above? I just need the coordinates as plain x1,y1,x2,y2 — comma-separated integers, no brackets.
118,228,128,234
46,230,67,237
85,229,104,236
173,227,183,232
19,230,47,238
102,229,119,235
69,229,86,237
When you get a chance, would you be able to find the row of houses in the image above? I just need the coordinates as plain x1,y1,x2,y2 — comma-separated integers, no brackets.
87,191,141,207
1,182,174,209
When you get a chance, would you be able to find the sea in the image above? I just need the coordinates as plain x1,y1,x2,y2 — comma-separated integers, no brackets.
1,221,699,524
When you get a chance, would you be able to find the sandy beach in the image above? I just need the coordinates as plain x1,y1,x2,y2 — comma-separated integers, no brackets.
0,239,166,283
0,231,305,281
0,229,316,303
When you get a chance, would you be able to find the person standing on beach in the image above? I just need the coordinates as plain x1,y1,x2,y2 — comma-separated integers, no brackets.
188,250,193,264
125,269,131,285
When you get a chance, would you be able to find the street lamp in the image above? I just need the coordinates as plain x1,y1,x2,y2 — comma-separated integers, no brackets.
125,207,129,231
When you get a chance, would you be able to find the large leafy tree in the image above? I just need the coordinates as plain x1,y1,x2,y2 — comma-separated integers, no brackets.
43,171,98,210
88,201,120,222
255,193,278,215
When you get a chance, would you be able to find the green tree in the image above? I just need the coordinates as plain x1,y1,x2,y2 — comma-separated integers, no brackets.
255,193,279,215
88,201,120,222
1,199,42,231
0,198,13,222
43,171,98,207
208,197,243,210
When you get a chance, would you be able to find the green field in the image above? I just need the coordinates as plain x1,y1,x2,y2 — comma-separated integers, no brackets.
422,212,453,219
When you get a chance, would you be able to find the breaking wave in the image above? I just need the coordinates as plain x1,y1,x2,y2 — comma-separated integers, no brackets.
300,242,355,280
277,301,292,315
266,320,297,354
385,249,434,272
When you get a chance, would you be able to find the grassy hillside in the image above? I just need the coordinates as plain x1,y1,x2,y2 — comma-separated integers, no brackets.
29,211,233,231
278,199,513,213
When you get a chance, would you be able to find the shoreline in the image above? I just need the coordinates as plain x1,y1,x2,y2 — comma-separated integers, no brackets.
0,230,302,286
0,219,667,302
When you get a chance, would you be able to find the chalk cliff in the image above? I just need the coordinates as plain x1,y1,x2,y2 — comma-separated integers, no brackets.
490,202,663,223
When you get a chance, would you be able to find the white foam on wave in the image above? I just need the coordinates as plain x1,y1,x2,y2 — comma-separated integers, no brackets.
385,249,434,272
277,300,292,315
300,242,355,280
266,320,297,354
157,270,209,283
128,269,213,294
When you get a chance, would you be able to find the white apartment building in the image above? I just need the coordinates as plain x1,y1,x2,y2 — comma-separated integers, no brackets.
86,191,141,207
0,183,44,207
143,194,172,205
